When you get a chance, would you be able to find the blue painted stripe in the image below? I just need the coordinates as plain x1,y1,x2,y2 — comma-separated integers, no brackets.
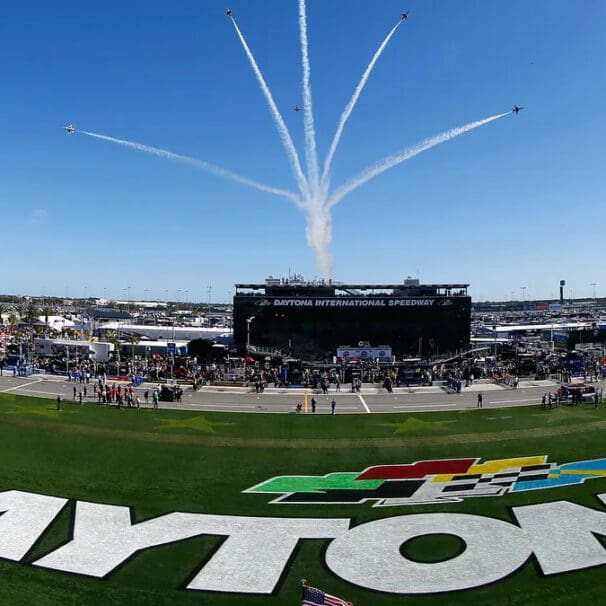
511,474,596,492
559,458,606,472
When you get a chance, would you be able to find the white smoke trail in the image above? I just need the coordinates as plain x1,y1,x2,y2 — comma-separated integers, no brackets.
230,18,310,200
304,203,334,278
298,0,320,197
321,19,402,187
328,112,509,208
78,130,301,204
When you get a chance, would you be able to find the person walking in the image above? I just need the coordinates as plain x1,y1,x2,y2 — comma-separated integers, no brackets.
56,395,62,411
331,398,336,415
311,397,316,413
477,392,483,408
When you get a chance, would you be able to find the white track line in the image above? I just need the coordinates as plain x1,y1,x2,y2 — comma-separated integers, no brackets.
392,404,456,409
0,379,42,393
358,394,371,413
490,399,536,404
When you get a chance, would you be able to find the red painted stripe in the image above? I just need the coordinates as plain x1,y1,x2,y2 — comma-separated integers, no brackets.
357,459,476,480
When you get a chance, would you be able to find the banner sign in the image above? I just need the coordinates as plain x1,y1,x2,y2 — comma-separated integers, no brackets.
272,298,438,308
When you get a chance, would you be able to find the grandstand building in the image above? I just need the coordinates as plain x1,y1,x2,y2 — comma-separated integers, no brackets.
233,277,471,360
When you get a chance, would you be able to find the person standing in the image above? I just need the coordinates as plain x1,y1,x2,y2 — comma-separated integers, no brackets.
56,395,62,411
152,391,159,410
331,398,336,415
311,397,316,413
477,392,483,408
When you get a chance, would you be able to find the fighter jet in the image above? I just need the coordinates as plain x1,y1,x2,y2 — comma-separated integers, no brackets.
64,124,75,134
294,106,301,113
512,106,524,114
400,11,409,21
225,8,232,17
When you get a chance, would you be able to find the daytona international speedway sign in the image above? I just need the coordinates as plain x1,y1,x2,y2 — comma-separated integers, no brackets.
3,455,606,596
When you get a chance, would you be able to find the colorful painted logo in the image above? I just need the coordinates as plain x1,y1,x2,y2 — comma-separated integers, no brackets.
244,455,606,507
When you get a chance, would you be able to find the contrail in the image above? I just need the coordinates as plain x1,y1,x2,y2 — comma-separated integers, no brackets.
304,203,334,278
298,0,320,197
321,19,403,187
230,17,310,200
328,112,510,208
78,130,301,204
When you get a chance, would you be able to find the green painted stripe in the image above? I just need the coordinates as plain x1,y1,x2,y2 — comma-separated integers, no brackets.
248,472,383,493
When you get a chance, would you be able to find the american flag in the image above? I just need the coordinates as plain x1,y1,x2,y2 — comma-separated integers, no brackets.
302,584,353,606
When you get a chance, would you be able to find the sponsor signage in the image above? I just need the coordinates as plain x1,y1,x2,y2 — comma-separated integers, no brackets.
337,346,392,362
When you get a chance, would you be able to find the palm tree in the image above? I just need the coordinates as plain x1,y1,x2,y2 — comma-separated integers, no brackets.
127,333,141,373
24,301,39,324
7,314,18,333
42,305,52,335
105,329,122,374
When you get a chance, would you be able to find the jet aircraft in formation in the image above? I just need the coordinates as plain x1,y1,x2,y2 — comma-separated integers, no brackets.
225,8,232,17
512,106,524,114
294,106,301,113
401,12,409,21
64,124,75,134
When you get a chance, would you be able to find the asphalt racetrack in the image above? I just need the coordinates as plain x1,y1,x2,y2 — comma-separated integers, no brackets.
0,373,592,414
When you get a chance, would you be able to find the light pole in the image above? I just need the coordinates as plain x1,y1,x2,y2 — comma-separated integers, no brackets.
127,286,131,313
520,286,526,303
244,316,255,384
492,324,498,359
144,289,148,302
590,283,597,300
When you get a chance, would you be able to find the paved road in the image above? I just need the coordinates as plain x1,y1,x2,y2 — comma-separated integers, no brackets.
1,373,599,414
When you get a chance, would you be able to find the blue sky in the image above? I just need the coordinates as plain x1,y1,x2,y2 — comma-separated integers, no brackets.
1,0,605,302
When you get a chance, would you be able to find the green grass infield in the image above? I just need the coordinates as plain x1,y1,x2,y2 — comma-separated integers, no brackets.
1,393,606,605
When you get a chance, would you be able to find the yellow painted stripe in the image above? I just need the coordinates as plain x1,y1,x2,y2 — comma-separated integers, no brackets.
560,469,606,476
432,474,456,483
468,456,547,475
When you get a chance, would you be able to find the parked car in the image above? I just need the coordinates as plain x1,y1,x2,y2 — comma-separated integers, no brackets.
159,385,176,402
557,383,596,403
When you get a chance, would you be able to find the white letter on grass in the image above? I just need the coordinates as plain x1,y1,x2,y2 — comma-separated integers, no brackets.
514,494,606,575
35,500,347,593
326,513,531,594
187,516,348,593
0,490,67,561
